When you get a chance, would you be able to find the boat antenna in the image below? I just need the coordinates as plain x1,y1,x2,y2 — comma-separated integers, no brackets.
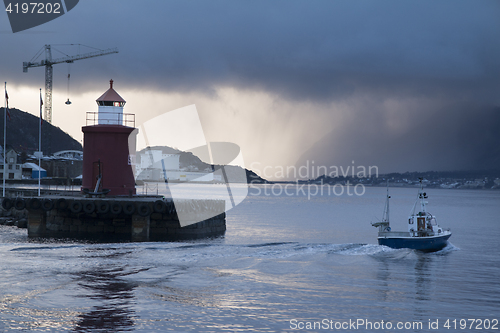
417,177,428,214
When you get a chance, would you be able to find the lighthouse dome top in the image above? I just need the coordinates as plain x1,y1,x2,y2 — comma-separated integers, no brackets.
96,80,126,106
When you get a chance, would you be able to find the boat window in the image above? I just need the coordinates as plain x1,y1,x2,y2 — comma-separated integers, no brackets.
430,218,437,225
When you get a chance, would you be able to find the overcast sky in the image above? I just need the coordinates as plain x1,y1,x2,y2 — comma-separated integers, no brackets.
1,0,499,179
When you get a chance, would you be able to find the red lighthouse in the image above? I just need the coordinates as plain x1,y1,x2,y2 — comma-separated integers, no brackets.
82,80,137,196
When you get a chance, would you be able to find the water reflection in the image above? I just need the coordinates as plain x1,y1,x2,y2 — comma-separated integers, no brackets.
414,253,432,302
374,260,390,302
373,249,452,319
73,248,141,332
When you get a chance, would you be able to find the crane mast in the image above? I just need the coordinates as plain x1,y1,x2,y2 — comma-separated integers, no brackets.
23,44,118,124
44,45,53,123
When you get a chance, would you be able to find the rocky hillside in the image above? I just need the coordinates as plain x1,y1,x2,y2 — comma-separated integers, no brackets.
0,107,82,155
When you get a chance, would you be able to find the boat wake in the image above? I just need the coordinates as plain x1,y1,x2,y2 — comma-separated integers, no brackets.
1,237,458,271
144,241,415,262
432,242,460,254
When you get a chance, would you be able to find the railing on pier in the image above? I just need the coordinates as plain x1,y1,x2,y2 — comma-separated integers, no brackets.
141,182,159,195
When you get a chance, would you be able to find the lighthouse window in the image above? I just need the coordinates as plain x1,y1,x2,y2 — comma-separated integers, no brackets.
98,101,124,107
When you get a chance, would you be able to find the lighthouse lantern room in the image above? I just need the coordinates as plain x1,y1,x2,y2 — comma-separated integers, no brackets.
82,80,137,196
96,79,126,125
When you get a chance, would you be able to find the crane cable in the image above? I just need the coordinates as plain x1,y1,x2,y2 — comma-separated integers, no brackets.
65,63,71,105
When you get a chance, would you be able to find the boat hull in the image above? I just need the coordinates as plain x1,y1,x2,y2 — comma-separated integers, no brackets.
378,233,451,252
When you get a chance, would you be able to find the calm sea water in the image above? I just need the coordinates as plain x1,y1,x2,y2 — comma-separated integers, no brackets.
0,185,499,332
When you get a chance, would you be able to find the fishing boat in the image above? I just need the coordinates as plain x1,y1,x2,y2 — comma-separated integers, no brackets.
371,180,452,252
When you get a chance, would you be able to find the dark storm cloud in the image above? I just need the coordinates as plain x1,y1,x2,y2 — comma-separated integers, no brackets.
2,0,499,173
4,0,499,100
296,103,500,174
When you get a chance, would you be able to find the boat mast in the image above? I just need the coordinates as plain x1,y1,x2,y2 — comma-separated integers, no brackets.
371,181,391,232
382,181,390,223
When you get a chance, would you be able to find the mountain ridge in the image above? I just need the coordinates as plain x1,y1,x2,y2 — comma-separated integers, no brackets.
0,107,82,154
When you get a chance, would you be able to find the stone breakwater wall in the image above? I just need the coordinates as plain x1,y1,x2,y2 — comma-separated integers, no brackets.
1,196,226,242
0,204,28,228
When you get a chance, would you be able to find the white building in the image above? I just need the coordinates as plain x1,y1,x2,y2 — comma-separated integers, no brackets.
138,150,179,171
135,149,221,182
136,150,180,181
0,148,22,180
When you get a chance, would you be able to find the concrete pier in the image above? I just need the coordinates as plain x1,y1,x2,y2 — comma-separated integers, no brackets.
27,210,46,236
3,196,226,241
131,215,150,242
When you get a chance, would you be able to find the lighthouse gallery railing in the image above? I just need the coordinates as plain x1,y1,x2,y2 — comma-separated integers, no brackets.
86,111,135,127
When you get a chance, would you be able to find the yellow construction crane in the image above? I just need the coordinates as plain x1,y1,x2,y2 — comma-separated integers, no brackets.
23,44,118,124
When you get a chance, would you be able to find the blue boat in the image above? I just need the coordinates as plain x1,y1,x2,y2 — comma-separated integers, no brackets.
371,180,452,252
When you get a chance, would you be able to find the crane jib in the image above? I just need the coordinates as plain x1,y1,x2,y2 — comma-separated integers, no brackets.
22,44,118,126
